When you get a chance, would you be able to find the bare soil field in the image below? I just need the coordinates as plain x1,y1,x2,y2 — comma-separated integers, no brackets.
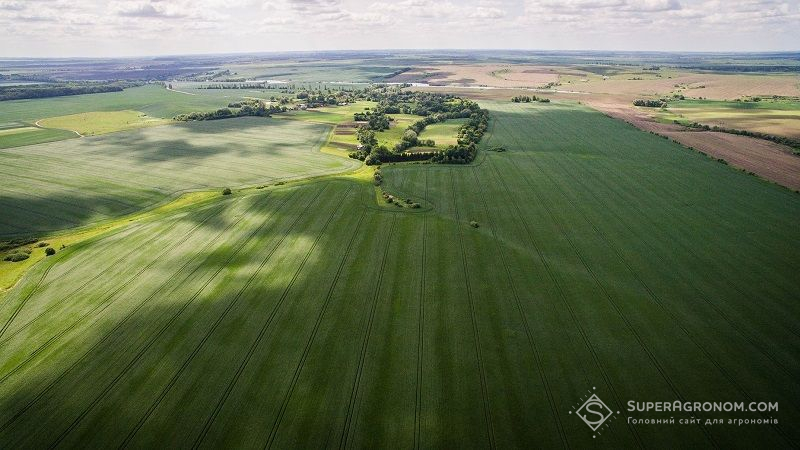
663,131,800,191
389,65,559,87
563,72,800,100
585,98,800,191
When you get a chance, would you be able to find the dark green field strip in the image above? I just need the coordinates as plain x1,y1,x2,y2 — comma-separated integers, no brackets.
491,104,800,326
537,143,800,365
345,213,421,449
466,166,568,448
479,104,800,445
565,143,800,334
493,103,800,256
0,128,77,149
492,127,783,446
495,103,800,269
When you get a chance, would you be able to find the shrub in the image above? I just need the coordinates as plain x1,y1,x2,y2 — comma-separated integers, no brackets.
45,247,56,256
4,252,30,262
222,187,232,195
411,203,421,209
36,242,49,247
470,220,479,228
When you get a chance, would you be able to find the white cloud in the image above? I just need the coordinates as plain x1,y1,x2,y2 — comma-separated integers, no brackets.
0,0,796,56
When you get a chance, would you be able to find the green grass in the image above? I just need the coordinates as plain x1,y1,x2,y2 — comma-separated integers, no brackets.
0,117,358,237
0,123,77,149
660,99,800,138
417,118,468,147
37,110,172,136
0,101,798,448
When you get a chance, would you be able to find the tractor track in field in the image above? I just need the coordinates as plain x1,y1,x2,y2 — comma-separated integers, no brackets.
256,205,366,450
0,196,248,436
0,220,179,348
559,122,800,336
449,169,496,450
541,151,798,445
470,166,569,449
0,205,224,386
183,184,347,450
413,169,428,450
0,186,134,219
485,153,644,448
549,141,800,377
338,214,397,450
114,187,318,449
45,189,301,448
499,114,720,445
501,141,718,446
0,212,197,348
0,222,147,342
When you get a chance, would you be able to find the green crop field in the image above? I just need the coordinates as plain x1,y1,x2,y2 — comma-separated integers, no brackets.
37,110,172,136
659,99,800,138
0,117,358,236
0,122,77,149
1,100,797,448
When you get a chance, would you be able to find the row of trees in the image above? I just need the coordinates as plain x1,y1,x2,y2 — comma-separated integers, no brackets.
174,99,286,121
633,99,667,107
511,95,550,103
0,82,139,101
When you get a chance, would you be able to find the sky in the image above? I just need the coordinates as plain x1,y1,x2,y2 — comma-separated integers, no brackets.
0,0,798,57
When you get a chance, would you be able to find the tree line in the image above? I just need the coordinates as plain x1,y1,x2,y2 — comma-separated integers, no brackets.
174,99,286,121
0,81,141,101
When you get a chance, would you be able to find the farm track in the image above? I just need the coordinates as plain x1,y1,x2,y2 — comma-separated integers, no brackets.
470,166,568,448
113,187,319,449
257,207,367,450
413,170,428,450
449,169,496,449
339,214,397,450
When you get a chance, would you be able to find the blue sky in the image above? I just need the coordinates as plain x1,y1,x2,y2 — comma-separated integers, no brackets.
0,0,797,57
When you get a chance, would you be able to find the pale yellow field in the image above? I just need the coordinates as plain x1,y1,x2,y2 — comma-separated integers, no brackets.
38,110,172,136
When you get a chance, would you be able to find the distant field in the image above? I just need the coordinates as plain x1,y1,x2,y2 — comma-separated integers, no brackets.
1,101,797,448
0,122,77,149
38,110,172,136
0,84,263,124
660,99,800,138
0,117,358,236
